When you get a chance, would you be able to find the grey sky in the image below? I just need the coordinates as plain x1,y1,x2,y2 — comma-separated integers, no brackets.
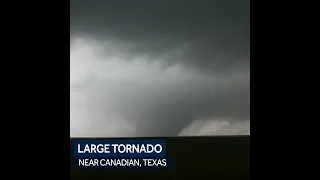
70,0,250,137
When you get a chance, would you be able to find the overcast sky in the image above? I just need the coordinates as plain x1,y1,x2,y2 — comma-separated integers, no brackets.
70,0,250,137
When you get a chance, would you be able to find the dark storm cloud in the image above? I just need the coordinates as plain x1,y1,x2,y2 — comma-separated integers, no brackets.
70,0,250,137
71,0,249,72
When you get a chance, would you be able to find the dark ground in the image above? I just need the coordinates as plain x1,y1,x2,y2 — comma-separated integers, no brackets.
70,136,250,179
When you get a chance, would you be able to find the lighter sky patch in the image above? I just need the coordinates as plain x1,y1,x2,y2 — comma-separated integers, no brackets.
70,38,250,137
